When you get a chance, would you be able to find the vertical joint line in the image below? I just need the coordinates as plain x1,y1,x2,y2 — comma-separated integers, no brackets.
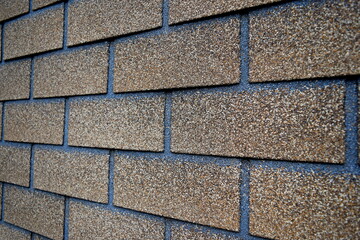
63,1,69,49
162,0,170,32
239,159,251,238
344,80,359,173
29,145,35,189
107,43,115,97
29,0,33,12
164,218,172,240
63,197,70,240
63,98,70,146
108,150,115,206
164,93,172,155
239,13,250,90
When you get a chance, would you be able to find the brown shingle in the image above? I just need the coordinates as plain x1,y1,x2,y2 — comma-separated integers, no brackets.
0,224,31,240
32,0,61,10
0,0,29,22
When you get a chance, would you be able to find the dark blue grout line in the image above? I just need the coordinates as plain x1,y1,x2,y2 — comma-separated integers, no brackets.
0,221,32,235
29,0,33,13
106,42,115,97
4,97,65,105
107,151,115,206
62,98,70,146
29,58,35,100
63,197,70,240
63,1,69,50
164,93,172,155
239,160,250,239
344,79,360,173
239,13,250,90
164,218,172,240
33,143,109,155
29,145,35,189
162,0,170,32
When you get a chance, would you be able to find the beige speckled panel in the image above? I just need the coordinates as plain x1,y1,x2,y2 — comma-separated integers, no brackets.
114,19,240,92
172,85,345,163
0,104,2,140
0,0,29,22
33,0,61,10
0,224,31,240
4,186,64,240
69,201,165,239
0,146,31,186
34,149,109,203
34,45,108,98
0,60,30,101
249,0,360,82
170,0,283,24
114,156,240,231
68,0,162,46
4,6,63,60
0,185,2,218
68,97,164,151
250,168,360,239
172,225,240,240
4,101,65,145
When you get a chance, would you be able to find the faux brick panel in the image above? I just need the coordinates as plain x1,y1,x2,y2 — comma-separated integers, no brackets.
4,6,63,60
114,156,240,231
0,60,30,101
172,85,345,163
33,0,61,10
172,225,239,240
250,168,360,239
0,0,29,22
114,19,240,92
68,0,162,46
34,149,109,203
34,45,108,98
4,186,64,240
249,0,360,82
4,101,65,145
69,201,165,239
0,146,31,186
170,0,283,24
0,224,30,240
68,97,164,151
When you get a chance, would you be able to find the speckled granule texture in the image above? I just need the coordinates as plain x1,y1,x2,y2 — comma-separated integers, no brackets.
169,0,283,24
250,167,360,239
114,18,240,92
172,85,345,163
114,156,240,231
34,45,108,98
34,149,109,203
249,0,360,82
4,101,65,145
0,185,2,217
0,146,31,187
0,224,31,240
69,201,165,239
0,104,3,140
0,0,29,22
33,0,61,10
4,6,63,60
68,0,162,46
4,186,64,240
68,97,164,151
0,60,31,101
172,225,241,240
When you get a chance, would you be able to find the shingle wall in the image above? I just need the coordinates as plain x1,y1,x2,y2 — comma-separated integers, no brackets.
0,0,359,239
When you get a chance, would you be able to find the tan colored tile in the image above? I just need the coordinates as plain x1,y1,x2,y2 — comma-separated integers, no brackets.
172,225,241,240
0,0,29,22
0,224,31,240
33,0,61,10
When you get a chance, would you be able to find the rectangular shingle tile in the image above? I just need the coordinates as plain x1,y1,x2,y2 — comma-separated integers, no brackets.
34,45,108,98
0,224,31,240
68,0,162,46
170,0,283,24
34,149,109,203
114,19,240,92
4,101,65,145
68,97,164,151
250,168,360,239
172,85,345,163
69,201,165,239
4,6,63,60
0,146,31,186
114,156,240,231
249,0,360,82
33,0,61,10
0,60,30,101
172,225,240,240
0,0,29,22
4,186,64,240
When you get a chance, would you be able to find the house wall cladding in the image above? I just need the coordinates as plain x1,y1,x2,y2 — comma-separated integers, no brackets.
0,0,359,239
